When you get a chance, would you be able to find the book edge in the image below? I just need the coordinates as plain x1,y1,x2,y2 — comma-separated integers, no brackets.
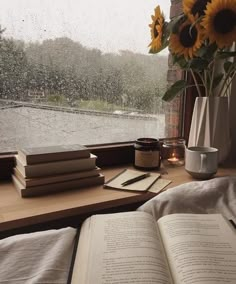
13,174,105,197
15,154,97,178
67,228,81,284
13,167,101,187
18,144,89,156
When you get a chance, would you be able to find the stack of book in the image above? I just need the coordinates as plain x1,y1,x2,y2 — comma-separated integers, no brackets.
12,145,104,197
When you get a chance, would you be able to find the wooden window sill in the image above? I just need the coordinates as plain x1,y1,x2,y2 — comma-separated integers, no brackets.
0,139,185,180
0,163,235,238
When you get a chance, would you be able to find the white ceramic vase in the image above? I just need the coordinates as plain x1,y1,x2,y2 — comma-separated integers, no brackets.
188,97,231,164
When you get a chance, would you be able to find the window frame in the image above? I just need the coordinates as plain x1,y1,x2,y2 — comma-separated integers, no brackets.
0,0,196,179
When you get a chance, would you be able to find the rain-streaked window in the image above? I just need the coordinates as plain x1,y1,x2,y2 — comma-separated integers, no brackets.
0,0,171,151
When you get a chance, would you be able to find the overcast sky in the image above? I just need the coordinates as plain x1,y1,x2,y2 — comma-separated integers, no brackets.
0,0,170,55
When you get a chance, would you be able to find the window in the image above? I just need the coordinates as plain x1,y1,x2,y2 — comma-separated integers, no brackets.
0,0,181,152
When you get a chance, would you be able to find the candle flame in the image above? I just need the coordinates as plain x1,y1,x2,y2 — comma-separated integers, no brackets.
168,152,179,163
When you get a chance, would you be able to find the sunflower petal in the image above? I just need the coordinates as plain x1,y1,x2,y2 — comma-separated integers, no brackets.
202,0,236,48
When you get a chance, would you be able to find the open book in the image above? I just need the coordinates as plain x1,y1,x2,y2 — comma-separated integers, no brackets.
69,212,236,284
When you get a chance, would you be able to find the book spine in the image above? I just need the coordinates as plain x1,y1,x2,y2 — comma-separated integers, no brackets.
16,155,97,178
26,150,90,164
24,169,100,187
20,175,105,197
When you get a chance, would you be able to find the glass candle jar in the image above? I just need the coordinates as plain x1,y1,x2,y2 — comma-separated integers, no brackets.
162,138,186,167
134,138,160,170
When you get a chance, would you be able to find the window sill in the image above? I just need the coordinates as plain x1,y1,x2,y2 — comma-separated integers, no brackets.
1,162,235,238
0,138,183,180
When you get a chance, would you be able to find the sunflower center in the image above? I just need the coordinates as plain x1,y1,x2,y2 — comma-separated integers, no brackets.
191,0,210,16
180,25,197,47
213,9,236,34
154,20,159,38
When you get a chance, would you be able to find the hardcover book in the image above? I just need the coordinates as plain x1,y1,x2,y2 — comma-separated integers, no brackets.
12,167,101,187
12,173,105,197
17,144,90,165
68,212,236,284
15,154,97,178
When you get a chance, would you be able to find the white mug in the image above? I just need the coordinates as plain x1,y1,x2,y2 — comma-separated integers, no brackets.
185,146,218,179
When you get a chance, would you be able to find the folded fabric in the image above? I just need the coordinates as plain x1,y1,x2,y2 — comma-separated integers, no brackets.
138,176,236,222
0,227,77,283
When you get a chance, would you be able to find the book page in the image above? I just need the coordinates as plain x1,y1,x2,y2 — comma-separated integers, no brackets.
70,218,92,284
158,214,236,284
71,211,172,284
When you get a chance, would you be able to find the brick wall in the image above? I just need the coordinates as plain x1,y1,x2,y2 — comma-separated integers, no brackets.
165,0,184,137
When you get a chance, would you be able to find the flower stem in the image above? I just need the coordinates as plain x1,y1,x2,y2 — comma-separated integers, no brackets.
218,63,235,97
209,59,215,96
221,71,236,97
190,69,202,97
204,70,208,96
197,71,207,96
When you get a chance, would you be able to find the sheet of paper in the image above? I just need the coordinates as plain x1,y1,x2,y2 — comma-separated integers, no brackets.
104,169,161,192
148,178,172,193
158,214,236,284
72,212,172,284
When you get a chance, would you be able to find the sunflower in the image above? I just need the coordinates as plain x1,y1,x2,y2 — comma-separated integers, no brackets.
149,5,165,52
170,18,204,59
202,0,236,48
183,0,211,17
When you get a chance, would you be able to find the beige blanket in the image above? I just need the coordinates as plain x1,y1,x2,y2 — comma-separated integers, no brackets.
138,176,236,222
0,227,76,283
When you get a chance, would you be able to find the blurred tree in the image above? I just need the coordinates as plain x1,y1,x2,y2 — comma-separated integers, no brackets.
0,28,28,100
0,32,168,112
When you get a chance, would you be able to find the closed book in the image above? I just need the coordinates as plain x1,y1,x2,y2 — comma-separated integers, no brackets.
18,144,90,165
15,154,97,178
13,167,101,187
12,173,105,197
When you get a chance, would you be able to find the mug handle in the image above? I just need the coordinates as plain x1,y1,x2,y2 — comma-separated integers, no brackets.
199,153,207,173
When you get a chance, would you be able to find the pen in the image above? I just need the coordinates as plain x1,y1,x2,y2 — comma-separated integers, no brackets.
121,173,150,186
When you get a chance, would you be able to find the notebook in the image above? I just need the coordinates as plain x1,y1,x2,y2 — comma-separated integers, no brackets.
104,169,161,192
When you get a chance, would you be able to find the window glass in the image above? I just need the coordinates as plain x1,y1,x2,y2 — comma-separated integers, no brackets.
0,0,173,151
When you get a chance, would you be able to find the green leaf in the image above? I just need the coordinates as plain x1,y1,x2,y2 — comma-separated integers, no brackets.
169,14,186,34
162,80,187,102
173,55,189,69
162,22,170,37
189,58,209,70
196,43,217,60
217,51,236,59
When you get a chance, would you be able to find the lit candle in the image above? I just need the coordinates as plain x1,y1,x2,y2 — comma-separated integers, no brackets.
167,153,180,165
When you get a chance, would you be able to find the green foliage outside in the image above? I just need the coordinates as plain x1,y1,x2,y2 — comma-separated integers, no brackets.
77,100,122,112
47,94,69,106
0,27,168,113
